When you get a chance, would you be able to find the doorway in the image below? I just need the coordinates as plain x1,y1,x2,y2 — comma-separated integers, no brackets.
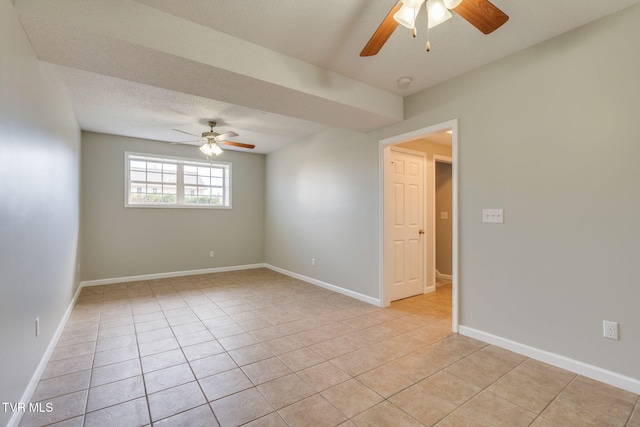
379,120,458,332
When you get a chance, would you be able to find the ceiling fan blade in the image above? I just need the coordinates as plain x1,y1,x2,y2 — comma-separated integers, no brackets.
170,140,204,146
360,1,402,57
172,128,202,138
221,141,255,150
215,131,240,141
453,0,509,34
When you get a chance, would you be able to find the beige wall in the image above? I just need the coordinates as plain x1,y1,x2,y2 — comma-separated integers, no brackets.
435,162,452,276
81,132,266,281
0,1,81,424
265,127,379,298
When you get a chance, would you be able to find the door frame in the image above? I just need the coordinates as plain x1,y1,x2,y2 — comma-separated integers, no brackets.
378,119,459,333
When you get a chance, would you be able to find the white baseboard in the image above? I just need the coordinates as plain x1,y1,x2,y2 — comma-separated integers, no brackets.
264,264,380,307
8,283,83,427
459,325,640,395
435,270,452,283
80,263,267,287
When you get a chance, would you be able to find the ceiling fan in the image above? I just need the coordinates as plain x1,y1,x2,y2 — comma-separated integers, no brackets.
361,0,509,56
172,121,255,156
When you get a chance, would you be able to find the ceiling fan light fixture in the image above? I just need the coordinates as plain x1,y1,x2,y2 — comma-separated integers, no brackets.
427,0,453,28
393,4,418,29
199,142,223,156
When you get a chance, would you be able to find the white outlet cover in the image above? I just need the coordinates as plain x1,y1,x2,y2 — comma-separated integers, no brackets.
483,209,504,223
603,320,619,340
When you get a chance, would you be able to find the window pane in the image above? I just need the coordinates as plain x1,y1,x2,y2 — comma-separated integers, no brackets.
148,172,162,182
130,171,146,181
211,177,223,187
164,185,176,195
163,173,176,183
148,162,163,172
144,194,164,203
163,163,177,173
131,160,147,170
211,168,223,177
198,167,210,176
184,165,197,174
131,184,146,193
197,196,215,204
199,176,211,186
184,174,197,185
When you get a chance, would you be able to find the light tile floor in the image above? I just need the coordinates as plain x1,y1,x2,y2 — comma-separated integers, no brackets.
20,269,640,426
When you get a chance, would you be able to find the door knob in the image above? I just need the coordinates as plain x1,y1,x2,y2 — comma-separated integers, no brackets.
418,229,425,235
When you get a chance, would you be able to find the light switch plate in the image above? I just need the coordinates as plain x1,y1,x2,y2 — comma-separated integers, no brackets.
440,212,448,220
483,209,504,223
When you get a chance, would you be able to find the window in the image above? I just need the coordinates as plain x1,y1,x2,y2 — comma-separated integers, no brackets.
125,152,231,208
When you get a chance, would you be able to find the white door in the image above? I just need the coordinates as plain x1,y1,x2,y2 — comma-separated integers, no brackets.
387,149,425,301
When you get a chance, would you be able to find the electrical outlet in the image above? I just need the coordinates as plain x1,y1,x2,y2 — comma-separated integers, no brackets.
209,251,214,258
35,317,40,337
311,258,316,266
603,320,619,340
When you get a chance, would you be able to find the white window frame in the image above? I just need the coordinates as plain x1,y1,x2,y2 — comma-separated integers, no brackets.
125,152,232,209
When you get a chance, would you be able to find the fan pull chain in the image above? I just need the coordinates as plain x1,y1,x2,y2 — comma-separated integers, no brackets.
425,0,431,51
412,7,418,37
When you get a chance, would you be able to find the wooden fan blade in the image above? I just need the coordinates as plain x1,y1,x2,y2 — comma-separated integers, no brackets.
221,141,255,149
360,1,402,57
453,0,509,34
172,128,202,138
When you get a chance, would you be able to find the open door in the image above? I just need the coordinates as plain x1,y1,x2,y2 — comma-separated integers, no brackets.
386,148,426,301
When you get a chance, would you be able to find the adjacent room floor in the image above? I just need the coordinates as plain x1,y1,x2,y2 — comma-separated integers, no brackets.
21,269,639,426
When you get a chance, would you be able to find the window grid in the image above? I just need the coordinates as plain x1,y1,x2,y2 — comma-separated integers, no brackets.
128,159,178,205
126,153,230,208
183,162,227,206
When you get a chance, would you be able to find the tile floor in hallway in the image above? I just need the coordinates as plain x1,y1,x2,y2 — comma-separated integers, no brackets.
20,268,639,427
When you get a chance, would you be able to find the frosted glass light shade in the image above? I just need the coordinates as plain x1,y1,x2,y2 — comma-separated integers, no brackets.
427,0,453,28
200,142,223,156
393,4,418,29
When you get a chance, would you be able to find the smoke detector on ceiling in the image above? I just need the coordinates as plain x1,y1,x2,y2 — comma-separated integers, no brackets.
398,76,412,89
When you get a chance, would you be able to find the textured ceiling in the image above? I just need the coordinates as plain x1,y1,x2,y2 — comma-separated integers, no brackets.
14,0,640,153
